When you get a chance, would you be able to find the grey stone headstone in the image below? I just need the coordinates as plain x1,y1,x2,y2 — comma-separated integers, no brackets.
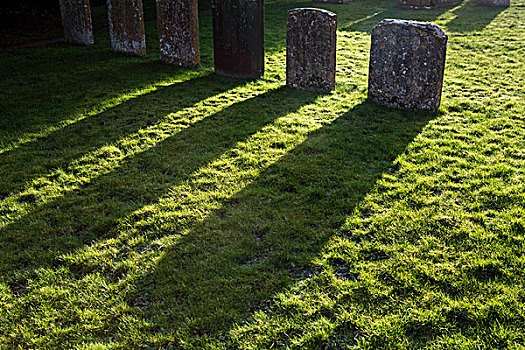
286,8,337,93
477,0,509,6
368,19,448,112
157,0,200,66
59,0,94,45
107,0,146,56
212,0,265,78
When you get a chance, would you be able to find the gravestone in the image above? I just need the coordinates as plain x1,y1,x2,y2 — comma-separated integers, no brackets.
107,0,146,56
477,0,510,6
157,0,200,66
397,0,461,8
368,19,448,112
211,0,264,78
59,0,94,45
286,8,337,93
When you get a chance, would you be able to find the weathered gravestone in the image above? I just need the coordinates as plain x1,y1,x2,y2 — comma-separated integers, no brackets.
157,0,200,66
286,8,337,93
397,0,461,8
107,0,146,56
211,0,264,78
368,19,448,112
477,0,510,6
59,0,94,45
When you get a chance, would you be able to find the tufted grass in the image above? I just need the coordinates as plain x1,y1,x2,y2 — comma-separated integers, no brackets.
0,0,524,348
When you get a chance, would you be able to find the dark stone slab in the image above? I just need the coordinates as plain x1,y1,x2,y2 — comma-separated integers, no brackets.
107,0,146,56
397,0,462,8
212,0,264,78
368,19,448,112
286,8,337,93
59,0,94,45
477,0,509,6
157,0,200,66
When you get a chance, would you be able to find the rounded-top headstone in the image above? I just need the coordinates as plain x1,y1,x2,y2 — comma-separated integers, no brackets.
368,19,448,112
286,8,337,93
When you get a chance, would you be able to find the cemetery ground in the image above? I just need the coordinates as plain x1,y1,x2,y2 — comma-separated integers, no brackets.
0,0,524,348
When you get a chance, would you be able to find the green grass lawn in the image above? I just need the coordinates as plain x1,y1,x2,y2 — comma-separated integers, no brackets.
0,0,524,348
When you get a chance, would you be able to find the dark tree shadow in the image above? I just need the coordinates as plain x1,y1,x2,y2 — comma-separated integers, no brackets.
130,101,436,343
0,74,244,198
444,0,507,32
0,86,319,280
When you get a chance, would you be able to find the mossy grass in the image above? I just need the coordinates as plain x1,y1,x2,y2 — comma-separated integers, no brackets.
0,0,524,348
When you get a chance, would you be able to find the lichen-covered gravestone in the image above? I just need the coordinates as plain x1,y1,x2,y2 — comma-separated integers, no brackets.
477,0,510,6
211,0,264,78
59,0,94,45
286,8,337,93
368,19,448,112
107,0,146,56
156,0,200,66
397,0,461,8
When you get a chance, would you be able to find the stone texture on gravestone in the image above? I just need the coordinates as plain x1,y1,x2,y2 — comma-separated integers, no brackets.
397,0,461,7
156,0,200,66
212,0,264,78
59,0,94,45
107,0,146,56
286,8,337,93
368,19,448,112
477,0,509,6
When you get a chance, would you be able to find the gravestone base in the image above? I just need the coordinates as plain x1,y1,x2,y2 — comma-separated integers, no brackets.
368,19,448,112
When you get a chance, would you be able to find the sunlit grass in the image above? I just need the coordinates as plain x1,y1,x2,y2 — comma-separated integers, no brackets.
0,0,524,348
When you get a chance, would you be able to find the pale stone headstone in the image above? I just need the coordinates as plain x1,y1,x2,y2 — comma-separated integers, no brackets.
107,0,146,56
211,0,264,78
286,8,337,93
59,0,94,45
156,0,200,66
477,0,510,6
368,19,448,112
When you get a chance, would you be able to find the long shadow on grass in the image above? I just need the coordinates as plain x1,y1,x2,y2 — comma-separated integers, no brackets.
0,86,318,280
0,74,244,198
132,101,435,344
444,0,507,32
0,50,206,151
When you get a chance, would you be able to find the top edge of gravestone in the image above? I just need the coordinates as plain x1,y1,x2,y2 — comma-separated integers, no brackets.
374,19,447,39
288,7,337,18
